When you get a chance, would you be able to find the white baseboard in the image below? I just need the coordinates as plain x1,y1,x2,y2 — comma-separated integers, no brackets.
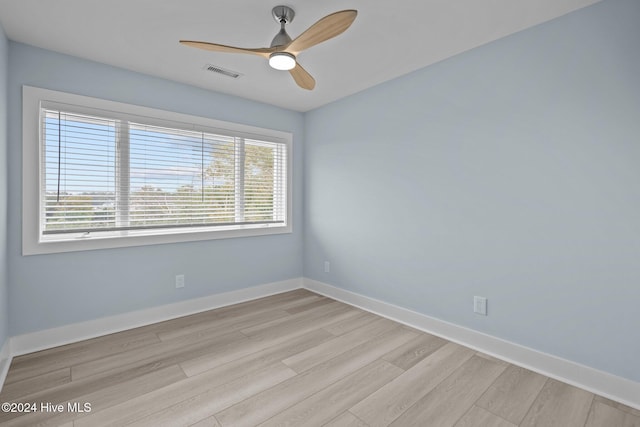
303,278,640,411
11,277,303,357
0,338,11,394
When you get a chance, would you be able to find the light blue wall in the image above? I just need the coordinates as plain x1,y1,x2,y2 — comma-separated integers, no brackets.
0,23,9,350
304,0,640,382
7,43,304,335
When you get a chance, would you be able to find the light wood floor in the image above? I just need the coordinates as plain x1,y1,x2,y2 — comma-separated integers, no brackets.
0,289,638,427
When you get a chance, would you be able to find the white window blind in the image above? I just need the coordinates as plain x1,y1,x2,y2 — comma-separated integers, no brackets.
40,105,287,238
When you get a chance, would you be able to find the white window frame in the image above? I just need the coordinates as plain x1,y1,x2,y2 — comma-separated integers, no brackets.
22,86,293,255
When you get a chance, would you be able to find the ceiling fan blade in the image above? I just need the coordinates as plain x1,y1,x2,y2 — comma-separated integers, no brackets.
180,40,277,58
289,62,316,90
286,10,357,54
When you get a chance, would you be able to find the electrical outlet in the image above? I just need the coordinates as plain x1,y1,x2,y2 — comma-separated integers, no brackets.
474,296,487,315
175,274,185,289
324,261,330,273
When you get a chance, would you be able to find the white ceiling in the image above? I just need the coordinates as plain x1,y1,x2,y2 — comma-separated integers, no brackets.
0,0,600,112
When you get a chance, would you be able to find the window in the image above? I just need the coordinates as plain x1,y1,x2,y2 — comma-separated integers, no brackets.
23,86,292,255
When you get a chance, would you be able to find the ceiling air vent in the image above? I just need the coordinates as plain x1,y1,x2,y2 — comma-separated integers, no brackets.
203,64,243,79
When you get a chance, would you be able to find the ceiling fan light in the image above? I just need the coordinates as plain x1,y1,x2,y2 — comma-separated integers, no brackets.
269,52,296,71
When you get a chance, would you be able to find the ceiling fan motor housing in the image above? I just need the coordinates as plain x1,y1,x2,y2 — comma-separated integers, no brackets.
270,6,295,47
272,5,295,24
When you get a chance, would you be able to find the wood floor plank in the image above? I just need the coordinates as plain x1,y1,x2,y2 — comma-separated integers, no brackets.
325,412,370,427
0,367,71,402
127,290,317,342
155,307,291,342
258,360,403,426
389,354,507,427
0,365,186,427
189,416,221,427
179,326,336,378
64,366,185,427
75,330,333,427
381,332,448,370
323,310,378,336
215,327,418,427
8,326,159,365
284,296,334,314
177,303,360,378
152,292,325,343
520,378,593,427
72,330,246,380
475,364,548,424
4,330,161,385
594,395,640,417
218,289,317,311
350,342,475,427
240,301,355,338
0,361,182,424
282,317,398,373
585,400,640,427
454,405,517,427
126,363,297,427
202,289,317,319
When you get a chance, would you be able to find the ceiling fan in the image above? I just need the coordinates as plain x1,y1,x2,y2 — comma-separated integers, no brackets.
180,6,358,90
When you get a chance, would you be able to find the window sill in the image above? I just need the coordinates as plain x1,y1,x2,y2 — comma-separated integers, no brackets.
24,223,292,255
